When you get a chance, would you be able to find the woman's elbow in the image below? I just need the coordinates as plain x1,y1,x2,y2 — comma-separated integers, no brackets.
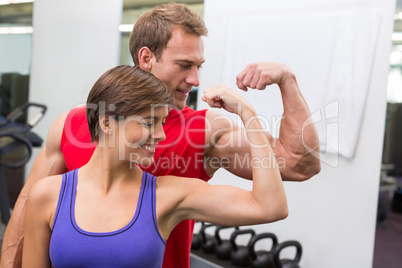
263,202,288,223
278,206,289,221
274,201,289,221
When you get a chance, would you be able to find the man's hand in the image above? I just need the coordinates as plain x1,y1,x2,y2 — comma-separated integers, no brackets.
203,62,320,181
236,62,295,91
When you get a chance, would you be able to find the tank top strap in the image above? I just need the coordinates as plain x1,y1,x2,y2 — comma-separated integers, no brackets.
141,171,166,245
51,169,77,232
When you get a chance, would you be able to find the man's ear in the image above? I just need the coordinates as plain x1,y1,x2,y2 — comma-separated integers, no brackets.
138,47,154,72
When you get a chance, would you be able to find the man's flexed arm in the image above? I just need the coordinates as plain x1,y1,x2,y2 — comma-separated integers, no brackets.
204,63,320,181
0,112,68,268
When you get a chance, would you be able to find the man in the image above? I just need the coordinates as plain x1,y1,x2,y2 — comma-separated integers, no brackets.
1,3,320,268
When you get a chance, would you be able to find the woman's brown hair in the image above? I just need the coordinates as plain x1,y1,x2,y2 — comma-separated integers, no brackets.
86,65,174,142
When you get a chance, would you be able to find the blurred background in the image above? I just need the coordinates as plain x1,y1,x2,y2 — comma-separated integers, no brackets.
0,0,401,267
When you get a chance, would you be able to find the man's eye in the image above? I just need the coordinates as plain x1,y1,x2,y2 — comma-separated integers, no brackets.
179,64,191,70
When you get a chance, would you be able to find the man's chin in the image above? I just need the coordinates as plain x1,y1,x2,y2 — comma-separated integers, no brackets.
174,100,187,110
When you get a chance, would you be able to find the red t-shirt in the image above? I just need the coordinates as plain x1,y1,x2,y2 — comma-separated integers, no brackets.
60,105,211,268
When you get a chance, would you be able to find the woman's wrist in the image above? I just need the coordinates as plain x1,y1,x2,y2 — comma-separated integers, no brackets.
239,103,256,122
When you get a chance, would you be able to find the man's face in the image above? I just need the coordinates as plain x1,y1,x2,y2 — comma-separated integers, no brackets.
149,27,205,110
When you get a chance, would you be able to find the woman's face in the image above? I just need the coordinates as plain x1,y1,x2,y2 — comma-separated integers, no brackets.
115,106,169,166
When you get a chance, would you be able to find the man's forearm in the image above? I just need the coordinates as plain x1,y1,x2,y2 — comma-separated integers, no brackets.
276,76,321,181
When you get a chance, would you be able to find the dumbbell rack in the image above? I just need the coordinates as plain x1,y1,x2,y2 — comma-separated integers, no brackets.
190,223,303,268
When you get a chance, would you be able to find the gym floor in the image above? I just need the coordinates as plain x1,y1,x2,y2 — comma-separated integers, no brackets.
0,222,5,253
373,190,402,268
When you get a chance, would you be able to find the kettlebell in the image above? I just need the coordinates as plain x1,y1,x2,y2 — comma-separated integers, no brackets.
248,232,278,268
230,229,256,267
191,221,205,250
273,240,302,268
215,225,239,260
201,224,218,254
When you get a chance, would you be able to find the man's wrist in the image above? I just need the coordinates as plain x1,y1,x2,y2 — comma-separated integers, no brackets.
278,71,296,88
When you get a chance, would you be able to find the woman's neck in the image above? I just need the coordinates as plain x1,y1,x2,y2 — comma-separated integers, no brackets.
79,146,142,194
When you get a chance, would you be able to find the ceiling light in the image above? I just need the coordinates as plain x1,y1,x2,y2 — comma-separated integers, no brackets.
0,0,34,5
392,32,402,41
0,26,33,34
119,24,134,33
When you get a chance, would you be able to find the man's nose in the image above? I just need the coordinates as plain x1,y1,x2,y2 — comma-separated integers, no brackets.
185,66,200,87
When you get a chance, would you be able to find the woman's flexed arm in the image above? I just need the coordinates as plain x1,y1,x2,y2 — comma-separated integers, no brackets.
159,84,287,237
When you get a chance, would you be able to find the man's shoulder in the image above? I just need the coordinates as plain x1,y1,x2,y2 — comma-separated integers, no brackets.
166,106,207,124
63,106,89,133
180,106,207,116
60,105,92,150
65,106,87,122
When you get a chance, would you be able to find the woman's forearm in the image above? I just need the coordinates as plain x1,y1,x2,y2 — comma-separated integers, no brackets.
240,105,288,222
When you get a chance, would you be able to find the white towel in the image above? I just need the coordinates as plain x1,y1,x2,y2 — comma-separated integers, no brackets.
208,8,381,159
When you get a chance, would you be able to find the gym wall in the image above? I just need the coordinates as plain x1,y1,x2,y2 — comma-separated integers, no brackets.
198,0,395,267
26,0,123,177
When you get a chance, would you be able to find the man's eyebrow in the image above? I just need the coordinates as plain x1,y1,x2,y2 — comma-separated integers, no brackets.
176,59,206,65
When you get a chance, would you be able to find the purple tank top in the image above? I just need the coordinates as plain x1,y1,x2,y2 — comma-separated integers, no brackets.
49,169,166,267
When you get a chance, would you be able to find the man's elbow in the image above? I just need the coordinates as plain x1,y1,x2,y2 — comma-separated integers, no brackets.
300,143,322,180
282,155,321,182
310,158,321,176
298,157,321,181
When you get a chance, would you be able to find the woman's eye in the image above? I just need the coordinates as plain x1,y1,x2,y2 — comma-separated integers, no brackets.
143,122,153,127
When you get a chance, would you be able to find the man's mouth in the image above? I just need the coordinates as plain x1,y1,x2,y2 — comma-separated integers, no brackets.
177,89,190,96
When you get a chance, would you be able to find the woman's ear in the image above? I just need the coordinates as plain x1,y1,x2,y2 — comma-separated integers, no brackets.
138,47,154,72
99,116,113,135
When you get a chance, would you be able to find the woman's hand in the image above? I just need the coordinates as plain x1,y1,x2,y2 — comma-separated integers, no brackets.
201,84,253,117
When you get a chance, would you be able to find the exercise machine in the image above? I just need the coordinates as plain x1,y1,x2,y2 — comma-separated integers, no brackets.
0,103,47,225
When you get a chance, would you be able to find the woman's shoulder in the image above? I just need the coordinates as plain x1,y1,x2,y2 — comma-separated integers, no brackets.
25,174,65,230
28,174,64,205
156,175,207,194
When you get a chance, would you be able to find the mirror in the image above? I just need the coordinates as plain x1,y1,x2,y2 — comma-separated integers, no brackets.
0,0,33,208
0,1,33,118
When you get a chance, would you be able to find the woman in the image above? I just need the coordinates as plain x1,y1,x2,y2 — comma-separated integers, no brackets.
22,65,287,267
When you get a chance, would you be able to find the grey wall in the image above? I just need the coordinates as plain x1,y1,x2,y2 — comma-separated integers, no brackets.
26,0,123,176
199,0,395,267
